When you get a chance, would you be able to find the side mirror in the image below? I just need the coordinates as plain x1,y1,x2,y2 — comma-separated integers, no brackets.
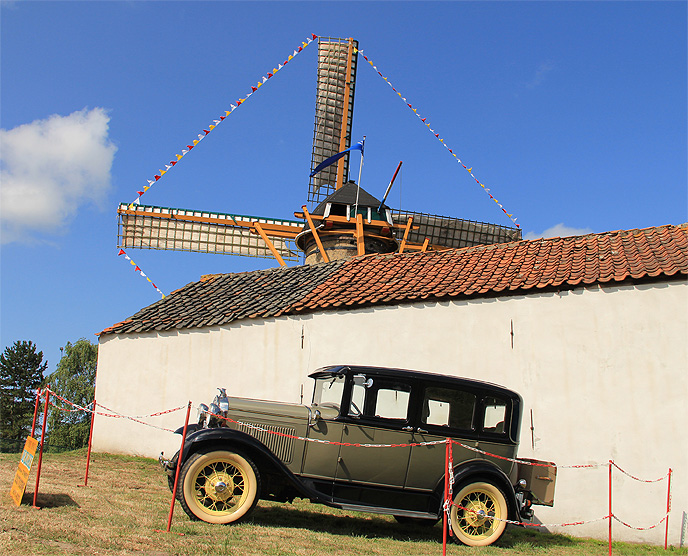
308,408,322,427
353,374,373,389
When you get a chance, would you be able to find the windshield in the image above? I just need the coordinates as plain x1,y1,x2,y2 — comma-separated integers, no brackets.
312,374,345,410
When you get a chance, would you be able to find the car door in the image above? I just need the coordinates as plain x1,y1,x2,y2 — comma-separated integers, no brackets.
335,376,413,488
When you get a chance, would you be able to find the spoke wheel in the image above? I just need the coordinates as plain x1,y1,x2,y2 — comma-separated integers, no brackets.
179,450,260,524
450,481,508,546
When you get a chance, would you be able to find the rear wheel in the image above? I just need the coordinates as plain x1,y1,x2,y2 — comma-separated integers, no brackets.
178,449,260,524
449,481,508,546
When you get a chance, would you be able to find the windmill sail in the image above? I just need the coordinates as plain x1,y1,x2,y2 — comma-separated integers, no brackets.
308,37,358,207
118,204,301,261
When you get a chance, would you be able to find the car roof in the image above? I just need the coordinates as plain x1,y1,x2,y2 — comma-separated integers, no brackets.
309,365,521,400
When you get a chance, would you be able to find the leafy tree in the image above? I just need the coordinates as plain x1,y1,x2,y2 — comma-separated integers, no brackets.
0,341,47,450
46,339,97,451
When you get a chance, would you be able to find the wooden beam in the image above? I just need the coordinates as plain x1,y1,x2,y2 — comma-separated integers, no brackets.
421,238,430,252
253,223,287,267
355,213,365,256
398,216,414,254
118,207,302,238
336,38,355,191
302,205,330,263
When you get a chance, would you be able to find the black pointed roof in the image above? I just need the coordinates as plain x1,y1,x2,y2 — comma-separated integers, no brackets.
312,181,386,215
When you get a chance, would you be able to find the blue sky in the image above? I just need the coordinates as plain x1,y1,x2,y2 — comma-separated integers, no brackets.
1,1,686,373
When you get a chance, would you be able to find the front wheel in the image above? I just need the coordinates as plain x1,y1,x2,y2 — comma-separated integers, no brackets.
449,481,508,546
178,449,260,524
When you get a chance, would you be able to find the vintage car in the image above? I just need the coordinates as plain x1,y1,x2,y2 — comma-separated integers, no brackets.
161,365,556,546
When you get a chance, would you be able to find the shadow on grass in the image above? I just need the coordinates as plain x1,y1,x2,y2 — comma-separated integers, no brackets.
247,503,581,548
22,491,80,509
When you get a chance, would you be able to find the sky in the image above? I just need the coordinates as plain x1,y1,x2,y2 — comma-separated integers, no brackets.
1,1,686,375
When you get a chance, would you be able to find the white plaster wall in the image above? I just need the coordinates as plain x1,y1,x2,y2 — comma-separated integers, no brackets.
94,280,687,545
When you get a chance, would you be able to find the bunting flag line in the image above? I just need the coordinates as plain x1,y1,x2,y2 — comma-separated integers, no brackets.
129,33,318,208
117,248,165,298
354,47,520,229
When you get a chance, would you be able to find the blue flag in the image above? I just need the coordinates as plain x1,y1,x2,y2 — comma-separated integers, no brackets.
309,140,364,178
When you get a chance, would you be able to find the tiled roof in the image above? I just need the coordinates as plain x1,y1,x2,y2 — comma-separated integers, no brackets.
100,224,688,336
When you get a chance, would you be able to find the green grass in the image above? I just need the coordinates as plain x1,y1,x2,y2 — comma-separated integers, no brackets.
0,450,684,555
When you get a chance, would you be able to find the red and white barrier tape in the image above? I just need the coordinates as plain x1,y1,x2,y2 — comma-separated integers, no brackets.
610,460,670,483
612,513,669,531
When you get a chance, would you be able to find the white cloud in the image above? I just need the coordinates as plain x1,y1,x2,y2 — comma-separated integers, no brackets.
0,108,117,244
524,223,594,240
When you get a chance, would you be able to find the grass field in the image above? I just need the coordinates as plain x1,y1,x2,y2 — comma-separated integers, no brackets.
1,450,685,555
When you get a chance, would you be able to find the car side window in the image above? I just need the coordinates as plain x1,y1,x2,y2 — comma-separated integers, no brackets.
422,386,476,431
483,396,507,434
349,379,411,421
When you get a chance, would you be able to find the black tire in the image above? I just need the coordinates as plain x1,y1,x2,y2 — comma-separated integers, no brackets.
448,481,508,546
178,449,260,524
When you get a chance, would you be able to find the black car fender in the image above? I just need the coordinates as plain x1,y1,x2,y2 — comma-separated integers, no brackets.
434,459,521,521
167,426,325,503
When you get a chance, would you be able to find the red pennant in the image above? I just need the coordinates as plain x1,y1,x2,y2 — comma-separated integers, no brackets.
137,190,144,196
489,194,494,199
151,283,157,289
187,145,194,150
118,249,125,256
448,149,453,153
267,73,273,78
298,46,302,52
170,160,177,166
407,103,412,108
154,175,161,180
237,100,242,105
135,266,141,272
251,86,257,92
220,116,226,120
312,33,317,40
203,129,210,135
421,118,426,122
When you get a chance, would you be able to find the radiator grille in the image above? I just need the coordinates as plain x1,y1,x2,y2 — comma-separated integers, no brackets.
237,423,296,464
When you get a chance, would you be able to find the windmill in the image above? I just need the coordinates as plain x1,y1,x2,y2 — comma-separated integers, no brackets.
117,37,521,269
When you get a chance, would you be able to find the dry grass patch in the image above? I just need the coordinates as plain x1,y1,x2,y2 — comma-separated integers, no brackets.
0,450,684,555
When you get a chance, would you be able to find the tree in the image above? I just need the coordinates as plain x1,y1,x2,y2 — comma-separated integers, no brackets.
46,339,97,451
0,341,47,450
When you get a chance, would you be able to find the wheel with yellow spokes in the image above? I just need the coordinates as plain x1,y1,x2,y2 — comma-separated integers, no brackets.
179,450,260,524
449,481,508,546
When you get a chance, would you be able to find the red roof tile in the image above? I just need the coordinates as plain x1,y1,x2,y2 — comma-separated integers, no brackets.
100,224,687,336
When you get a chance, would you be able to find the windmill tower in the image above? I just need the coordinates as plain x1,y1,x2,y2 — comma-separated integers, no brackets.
117,37,521,268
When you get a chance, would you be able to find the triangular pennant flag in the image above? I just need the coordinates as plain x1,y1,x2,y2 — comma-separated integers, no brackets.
154,175,161,181
203,129,210,135
467,167,472,173
251,86,257,92
146,277,152,282
118,249,125,256
143,186,150,192
137,190,144,196
186,145,194,150
147,179,155,186
170,160,177,166
298,46,303,53
193,139,199,145
262,77,267,83
220,116,226,120
140,271,145,277
129,260,136,266
135,266,141,272
268,72,273,78
198,134,204,140
165,165,171,170
213,120,220,125
124,254,131,261
292,50,297,56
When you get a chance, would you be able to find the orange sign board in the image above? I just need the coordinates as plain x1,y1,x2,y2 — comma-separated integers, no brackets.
10,436,39,506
